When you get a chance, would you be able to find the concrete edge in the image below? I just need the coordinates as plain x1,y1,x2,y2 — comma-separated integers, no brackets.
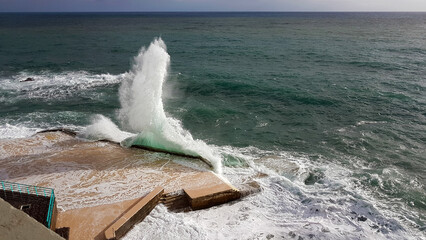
183,182,241,210
104,187,164,240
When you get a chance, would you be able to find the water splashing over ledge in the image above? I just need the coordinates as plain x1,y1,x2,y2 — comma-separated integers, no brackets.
82,38,222,173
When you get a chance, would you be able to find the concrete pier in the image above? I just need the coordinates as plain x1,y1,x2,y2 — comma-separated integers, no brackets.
0,131,244,240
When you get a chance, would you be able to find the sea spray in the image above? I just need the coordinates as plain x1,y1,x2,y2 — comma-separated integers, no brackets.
118,38,169,132
83,38,222,173
119,38,222,173
80,114,134,143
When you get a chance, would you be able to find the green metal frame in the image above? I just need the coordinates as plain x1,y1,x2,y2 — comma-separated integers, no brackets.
0,180,55,228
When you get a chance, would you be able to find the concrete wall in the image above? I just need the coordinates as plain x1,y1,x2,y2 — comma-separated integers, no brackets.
0,198,64,240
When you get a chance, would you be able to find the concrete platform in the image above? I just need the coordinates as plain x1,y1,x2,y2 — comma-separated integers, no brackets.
0,131,231,210
54,171,241,240
55,198,140,240
0,131,243,240
184,177,240,210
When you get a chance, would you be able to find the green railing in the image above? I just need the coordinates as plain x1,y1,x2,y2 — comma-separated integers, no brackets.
0,180,55,228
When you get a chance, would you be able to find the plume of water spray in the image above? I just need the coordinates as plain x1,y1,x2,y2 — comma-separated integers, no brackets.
118,38,222,173
80,114,133,143
118,38,169,132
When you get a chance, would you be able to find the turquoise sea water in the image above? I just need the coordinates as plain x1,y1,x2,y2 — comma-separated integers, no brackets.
0,13,425,239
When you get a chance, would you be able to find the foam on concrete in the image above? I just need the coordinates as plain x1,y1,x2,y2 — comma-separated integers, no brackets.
1,131,247,240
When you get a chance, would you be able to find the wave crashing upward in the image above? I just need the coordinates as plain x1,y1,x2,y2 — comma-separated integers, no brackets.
83,38,222,173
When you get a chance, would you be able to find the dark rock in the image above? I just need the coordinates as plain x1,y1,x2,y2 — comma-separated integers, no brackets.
266,234,274,239
21,77,34,82
371,224,379,229
37,128,77,137
304,170,324,185
358,215,367,221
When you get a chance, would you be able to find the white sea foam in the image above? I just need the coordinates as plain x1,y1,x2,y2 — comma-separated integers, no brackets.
0,111,85,140
1,71,124,90
2,124,422,238
0,124,41,139
356,120,387,126
123,146,422,240
0,71,126,100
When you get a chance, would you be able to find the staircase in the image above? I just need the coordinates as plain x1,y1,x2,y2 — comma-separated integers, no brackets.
160,190,191,212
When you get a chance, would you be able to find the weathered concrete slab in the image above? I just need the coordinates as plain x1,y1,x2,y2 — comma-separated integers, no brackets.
0,131,217,211
0,131,245,239
184,172,241,210
55,198,140,240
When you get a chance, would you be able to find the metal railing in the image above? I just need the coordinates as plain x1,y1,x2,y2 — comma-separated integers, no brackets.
0,180,55,228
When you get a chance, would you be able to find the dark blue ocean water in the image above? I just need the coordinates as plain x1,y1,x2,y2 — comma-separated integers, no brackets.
0,12,425,238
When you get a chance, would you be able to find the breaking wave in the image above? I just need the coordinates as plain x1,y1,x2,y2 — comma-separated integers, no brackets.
83,38,222,173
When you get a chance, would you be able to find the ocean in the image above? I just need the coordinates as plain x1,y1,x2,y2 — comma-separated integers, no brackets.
0,12,425,239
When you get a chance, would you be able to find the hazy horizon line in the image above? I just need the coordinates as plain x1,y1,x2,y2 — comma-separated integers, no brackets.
1,10,426,13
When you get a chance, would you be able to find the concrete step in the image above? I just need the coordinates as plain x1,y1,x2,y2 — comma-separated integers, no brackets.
104,187,164,240
183,174,241,210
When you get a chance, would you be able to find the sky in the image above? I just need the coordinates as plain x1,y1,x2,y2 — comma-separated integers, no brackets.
1,0,426,12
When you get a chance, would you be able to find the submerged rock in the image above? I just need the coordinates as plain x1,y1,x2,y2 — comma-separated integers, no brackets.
20,77,34,82
304,170,325,185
